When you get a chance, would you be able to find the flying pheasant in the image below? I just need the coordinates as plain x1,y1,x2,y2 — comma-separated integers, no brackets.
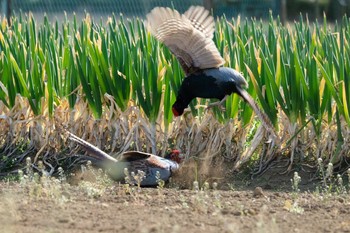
146,6,276,136
68,132,182,186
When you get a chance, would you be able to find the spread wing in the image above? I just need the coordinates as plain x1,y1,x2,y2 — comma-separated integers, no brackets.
145,156,169,169
121,151,169,169
120,151,152,161
146,6,225,76
184,5,215,39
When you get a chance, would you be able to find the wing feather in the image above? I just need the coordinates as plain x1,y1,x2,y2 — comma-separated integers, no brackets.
146,6,225,75
146,156,168,169
121,151,152,161
122,152,168,169
184,6,215,39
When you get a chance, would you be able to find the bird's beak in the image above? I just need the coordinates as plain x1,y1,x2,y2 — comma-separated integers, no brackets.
178,153,185,163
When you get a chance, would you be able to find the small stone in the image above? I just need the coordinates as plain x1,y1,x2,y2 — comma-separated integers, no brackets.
221,208,231,215
101,203,109,207
247,208,257,215
58,218,70,223
232,211,242,216
274,192,281,197
149,226,158,232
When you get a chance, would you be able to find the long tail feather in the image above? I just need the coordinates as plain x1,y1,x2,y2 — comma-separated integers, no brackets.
237,87,277,137
67,132,118,163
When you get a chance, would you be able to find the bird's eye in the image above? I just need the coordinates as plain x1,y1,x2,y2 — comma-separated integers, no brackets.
170,154,178,163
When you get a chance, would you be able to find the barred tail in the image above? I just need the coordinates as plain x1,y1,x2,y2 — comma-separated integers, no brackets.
237,87,277,137
67,132,118,163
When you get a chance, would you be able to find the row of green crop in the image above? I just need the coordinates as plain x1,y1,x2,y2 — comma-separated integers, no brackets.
1,13,350,136
215,14,350,137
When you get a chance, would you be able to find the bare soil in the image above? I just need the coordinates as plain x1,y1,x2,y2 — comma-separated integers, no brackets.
1,164,350,233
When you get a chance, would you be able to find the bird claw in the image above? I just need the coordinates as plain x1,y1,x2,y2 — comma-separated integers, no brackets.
206,105,226,112
205,102,226,112
205,95,228,112
219,105,226,112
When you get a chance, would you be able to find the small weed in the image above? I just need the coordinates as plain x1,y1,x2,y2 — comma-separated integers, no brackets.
202,181,210,191
57,167,66,183
156,171,165,198
156,171,165,189
325,162,333,181
193,180,199,192
181,181,224,214
25,157,33,180
79,181,105,198
291,171,301,194
336,174,346,194
77,161,113,198
133,170,146,191
284,200,304,214
120,168,147,202
212,182,218,190
179,194,189,208
124,167,132,185
16,158,71,203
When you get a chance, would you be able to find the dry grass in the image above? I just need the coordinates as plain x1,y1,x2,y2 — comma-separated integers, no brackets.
1,92,350,182
0,95,266,177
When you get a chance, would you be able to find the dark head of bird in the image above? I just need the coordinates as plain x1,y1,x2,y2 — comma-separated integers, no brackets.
172,100,187,117
171,82,195,117
164,149,183,163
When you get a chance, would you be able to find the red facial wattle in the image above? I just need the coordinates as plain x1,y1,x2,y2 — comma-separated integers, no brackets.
170,150,183,163
172,107,180,117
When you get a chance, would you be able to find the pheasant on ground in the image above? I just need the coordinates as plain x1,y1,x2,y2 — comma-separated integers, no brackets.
68,132,182,186
146,6,276,137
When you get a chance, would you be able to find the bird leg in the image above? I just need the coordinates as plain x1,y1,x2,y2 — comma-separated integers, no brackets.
206,95,228,111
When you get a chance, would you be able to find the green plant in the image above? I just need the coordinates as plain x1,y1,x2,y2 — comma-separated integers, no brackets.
3,12,350,176
155,171,165,189
291,171,301,193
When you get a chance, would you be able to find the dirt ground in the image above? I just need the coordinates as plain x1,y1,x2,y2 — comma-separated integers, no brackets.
1,164,350,233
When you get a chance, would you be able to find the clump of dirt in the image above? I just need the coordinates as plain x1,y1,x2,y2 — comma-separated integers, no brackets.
171,154,323,193
171,155,227,189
